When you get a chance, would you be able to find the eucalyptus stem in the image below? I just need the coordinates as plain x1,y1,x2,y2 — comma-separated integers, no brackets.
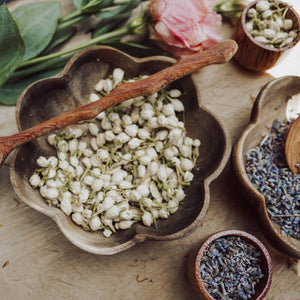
10,54,73,82
59,10,82,23
19,26,129,69
57,15,86,31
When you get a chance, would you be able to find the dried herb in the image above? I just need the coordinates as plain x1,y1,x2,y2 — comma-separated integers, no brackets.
200,236,264,300
246,119,300,239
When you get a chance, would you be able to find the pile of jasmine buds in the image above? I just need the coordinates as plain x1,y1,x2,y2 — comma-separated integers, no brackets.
245,0,298,48
29,68,200,237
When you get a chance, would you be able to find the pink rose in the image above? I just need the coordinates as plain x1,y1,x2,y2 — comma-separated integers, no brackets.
149,0,222,57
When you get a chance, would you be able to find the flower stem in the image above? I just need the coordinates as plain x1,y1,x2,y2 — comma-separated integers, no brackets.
18,26,129,69
57,15,86,31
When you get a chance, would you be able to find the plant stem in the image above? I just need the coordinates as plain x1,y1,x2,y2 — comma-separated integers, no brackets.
59,10,82,23
57,15,86,31
19,26,129,69
10,55,74,82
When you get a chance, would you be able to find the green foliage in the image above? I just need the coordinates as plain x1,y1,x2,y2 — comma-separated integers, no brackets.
0,4,25,88
0,68,62,106
12,2,61,61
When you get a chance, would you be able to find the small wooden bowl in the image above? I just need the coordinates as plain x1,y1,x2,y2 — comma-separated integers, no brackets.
10,46,231,255
187,230,273,300
232,76,300,259
233,0,300,72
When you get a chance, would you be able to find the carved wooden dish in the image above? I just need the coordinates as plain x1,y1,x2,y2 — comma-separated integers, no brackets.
232,76,300,259
10,46,231,255
187,230,273,300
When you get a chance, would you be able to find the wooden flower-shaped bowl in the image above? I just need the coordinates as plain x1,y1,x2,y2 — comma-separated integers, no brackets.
187,230,273,300
10,46,231,255
232,76,300,259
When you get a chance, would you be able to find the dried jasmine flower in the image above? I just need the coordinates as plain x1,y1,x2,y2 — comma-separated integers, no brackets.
29,69,200,237
246,0,299,49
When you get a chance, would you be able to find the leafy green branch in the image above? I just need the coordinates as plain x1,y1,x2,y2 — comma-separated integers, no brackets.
0,0,156,105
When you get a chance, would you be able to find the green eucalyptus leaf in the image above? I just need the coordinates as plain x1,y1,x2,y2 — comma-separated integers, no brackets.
0,4,25,87
43,26,76,54
96,0,140,19
73,0,82,10
0,68,62,106
12,2,61,61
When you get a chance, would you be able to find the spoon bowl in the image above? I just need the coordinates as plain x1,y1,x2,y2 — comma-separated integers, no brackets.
285,115,300,174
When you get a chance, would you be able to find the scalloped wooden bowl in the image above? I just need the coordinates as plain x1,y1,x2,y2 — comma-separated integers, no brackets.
187,230,273,300
232,76,300,259
10,46,231,255
233,0,300,72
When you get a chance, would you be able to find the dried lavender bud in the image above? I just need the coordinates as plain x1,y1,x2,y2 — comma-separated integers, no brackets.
200,236,264,300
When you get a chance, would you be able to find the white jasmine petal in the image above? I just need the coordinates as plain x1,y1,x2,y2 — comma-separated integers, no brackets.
102,196,114,211
125,124,138,137
106,205,120,219
169,89,181,98
37,156,49,167
116,132,130,144
79,188,90,203
162,103,175,116
170,98,184,112
137,184,150,197
29,174,41,188
82,157,92,168
159,207,170,219
70,181,81,194
181,158,194,171
128,138,142,149
184,171,194,182
58,140,68,152
96,111,106,120
168,199,179,214
119,220,134,229
137,128,150,140
103,229,112,237
72,212,83,225
47,134,57,146
142,211,153,227
156,130,168,141
112,68,124,85
97,149,110,162
148,161,159,175
89,93,99,102
138,165,146,178
90,216,101,231
101,117,112,130
70,156,79,167
104,130,115,141
60,197,72,216
89,123,99,136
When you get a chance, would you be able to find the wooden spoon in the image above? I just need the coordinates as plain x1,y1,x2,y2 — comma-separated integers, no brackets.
0,40,238,168
285,115,300,174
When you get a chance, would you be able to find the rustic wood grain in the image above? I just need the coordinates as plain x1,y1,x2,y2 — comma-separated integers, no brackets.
1,1,300,299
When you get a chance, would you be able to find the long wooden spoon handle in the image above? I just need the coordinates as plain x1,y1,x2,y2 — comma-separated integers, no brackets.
0,40,238,166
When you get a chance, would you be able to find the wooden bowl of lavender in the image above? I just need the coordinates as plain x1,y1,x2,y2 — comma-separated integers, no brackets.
233,0,300,72
187,230,273,300
232,76,300,259
10,46,231,255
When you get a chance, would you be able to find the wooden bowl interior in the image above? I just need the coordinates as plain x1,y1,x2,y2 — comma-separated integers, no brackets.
11,46,230,254
232,76,300,259
188,230,272,300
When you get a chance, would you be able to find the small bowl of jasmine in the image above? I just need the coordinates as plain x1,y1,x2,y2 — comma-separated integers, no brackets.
187,230,273,300
233,0,300,72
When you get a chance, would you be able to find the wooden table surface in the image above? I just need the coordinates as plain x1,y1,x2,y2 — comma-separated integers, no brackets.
1,1,300,299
